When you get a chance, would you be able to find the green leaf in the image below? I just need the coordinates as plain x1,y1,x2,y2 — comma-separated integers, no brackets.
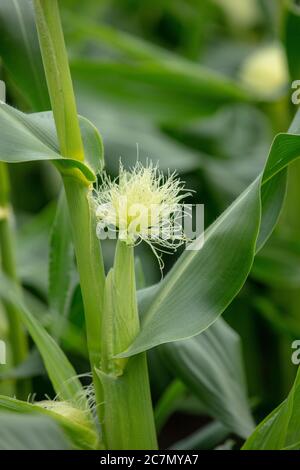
49,192,74,338
15,203,56,294
120,112,300,357
72,60,250,126
76,89,201,174
170,421,229,450
252,234,300,288
283,1,300,81
0,102,103,182
0,0,50,110
0,396,100,450
160,319,254,439
154,380,186,432
137,251,253,439
139,248,253,439
243,365,300,449
0,349,44,380
176,104,271,202
68,13,252,126
97,243,157,450
0,274,87,409
254,296,300,339
0,412,71,450
96,353,157,450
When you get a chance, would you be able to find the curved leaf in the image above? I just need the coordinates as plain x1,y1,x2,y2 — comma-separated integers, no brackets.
0,102,103,182
243,365,300,449
0,274,87,409
121,111,300,357
0,396,99,450
0,412,71,450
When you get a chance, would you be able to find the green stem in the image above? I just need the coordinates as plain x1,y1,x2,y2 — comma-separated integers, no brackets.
0,162,30,399
63,177,105,417
33,0,105,423
33,0,84,161
99,241,157,449
34,1,157,449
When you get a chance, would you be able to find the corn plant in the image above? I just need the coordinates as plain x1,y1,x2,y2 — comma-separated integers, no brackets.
1,0,300,451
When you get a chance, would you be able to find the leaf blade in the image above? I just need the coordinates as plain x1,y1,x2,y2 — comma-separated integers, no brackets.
0,274,87,409
121,113,300,356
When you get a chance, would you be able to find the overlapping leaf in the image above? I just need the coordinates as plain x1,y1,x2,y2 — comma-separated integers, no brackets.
160,319,254,439
0,102,103,182
120,112,300,357
1,99,300,372
72,60,249,126
0,396,99,450
243,366,300,450
0,274,87,409
0,412,71,450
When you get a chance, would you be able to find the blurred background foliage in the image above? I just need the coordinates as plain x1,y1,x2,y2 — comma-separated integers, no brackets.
0,0,300,449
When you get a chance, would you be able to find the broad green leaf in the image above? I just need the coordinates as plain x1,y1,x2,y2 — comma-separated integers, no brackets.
66,12,252,126
0,412,71,450
0,396,99,450
121,111,300,357
136,246,252,438
0,274,87,409
138,247,253,438
243,365,300,449
64,11,177,62
0,0,49,110
160,319,254,439
72,60,250,126
0,102,103,182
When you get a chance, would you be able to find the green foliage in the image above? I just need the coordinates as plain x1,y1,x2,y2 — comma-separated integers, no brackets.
48,192,74,339
0,103,103,182
0,412,71,450
1,0,300,452
243,366,300,450
160,320,255,438
0,396,99,450
0,0,49,110
0,274,87,407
